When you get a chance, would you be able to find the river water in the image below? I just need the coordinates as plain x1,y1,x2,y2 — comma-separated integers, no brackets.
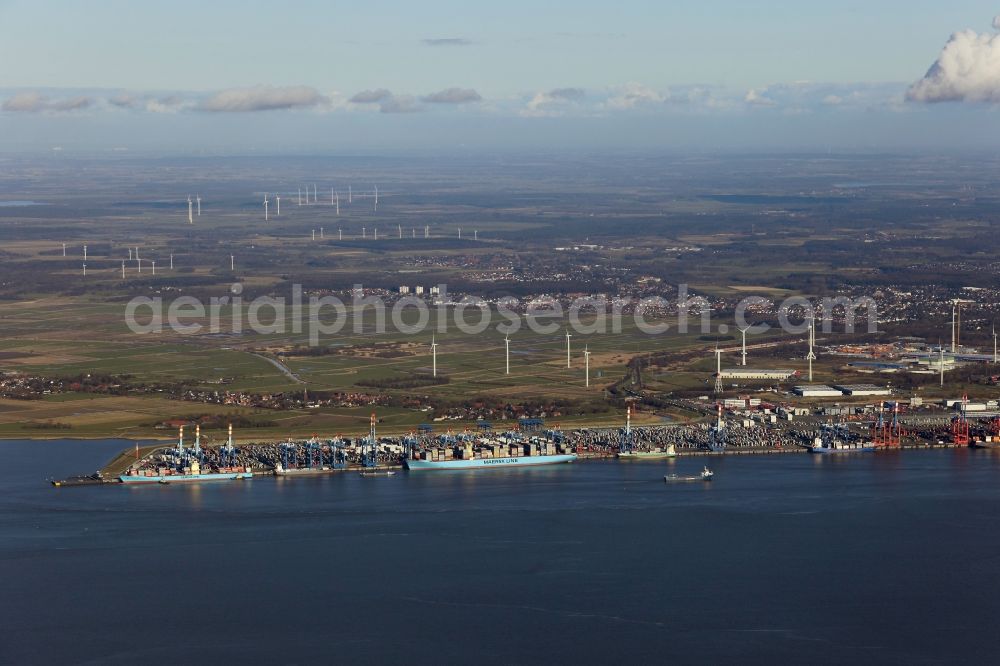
2,439,999,664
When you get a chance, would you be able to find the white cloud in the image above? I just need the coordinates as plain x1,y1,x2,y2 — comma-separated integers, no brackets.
2,91,93,113
422,88,482,104
349,89,423,113
744,88,777,106
522,87,586,117
197,85,328,112
604,82,665,109
907,17,1000,103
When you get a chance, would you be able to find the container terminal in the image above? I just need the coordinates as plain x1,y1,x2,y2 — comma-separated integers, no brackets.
51,402,999,486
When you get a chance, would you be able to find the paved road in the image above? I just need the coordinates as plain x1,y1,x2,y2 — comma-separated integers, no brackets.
252,353,305,385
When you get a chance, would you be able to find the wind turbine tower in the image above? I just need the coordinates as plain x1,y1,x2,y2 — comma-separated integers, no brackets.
739,327,749,366
565,330,572,368
276,195,280,216
940,346,945,387
196,196,201,216
187,196,193,224
121,259,125,279
264,194,269,221
994,325,998,364
806,316,817,382
713,348,723,395
584,346,592,387
951,303,957,353
431,335,438,377
505,335,511,375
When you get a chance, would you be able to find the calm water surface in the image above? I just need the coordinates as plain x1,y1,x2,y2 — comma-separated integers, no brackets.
2,439,999,665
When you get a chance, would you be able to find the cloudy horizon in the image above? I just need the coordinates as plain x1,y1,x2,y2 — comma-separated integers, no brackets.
2,2,1000,154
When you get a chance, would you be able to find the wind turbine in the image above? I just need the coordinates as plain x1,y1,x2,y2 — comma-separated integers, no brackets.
121,259,125,279
994,324,998,364
431,335,438,377
196,196,201,216
739,326,749,366
187,196,193,224
565,330,572,369
713,347,723,394
505,335,510,375
939,345,945,387
806,316,817,382
264,194,269,221
584,346,592,387
275,194,280,216
83,244,87,261
230,254,235,271
298,188,302,206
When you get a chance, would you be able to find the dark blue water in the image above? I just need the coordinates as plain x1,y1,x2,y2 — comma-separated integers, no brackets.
3,440,1000,665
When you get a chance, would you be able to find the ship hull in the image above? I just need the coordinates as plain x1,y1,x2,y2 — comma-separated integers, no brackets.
119,472,252,483
404,454,577,471
808,446,876,455
617,451,676,460
273,467,340,476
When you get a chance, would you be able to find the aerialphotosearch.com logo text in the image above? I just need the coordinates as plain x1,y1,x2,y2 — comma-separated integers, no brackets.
124,283,878,343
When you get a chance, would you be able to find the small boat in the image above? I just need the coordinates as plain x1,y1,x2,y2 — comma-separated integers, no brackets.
359,470,397,477
664,466,713,483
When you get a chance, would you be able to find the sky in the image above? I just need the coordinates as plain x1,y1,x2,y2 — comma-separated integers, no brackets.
1,0,999,153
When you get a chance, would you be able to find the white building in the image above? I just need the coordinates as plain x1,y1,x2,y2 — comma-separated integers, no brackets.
794,385,844,397
722,368,796,380
835,384,891,396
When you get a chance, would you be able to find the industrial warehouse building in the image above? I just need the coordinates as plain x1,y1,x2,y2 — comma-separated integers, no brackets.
834,384,892,396
793,385,845,397
721,368,797,380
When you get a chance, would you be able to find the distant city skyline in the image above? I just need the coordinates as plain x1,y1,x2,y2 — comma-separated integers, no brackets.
2,1,999,153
